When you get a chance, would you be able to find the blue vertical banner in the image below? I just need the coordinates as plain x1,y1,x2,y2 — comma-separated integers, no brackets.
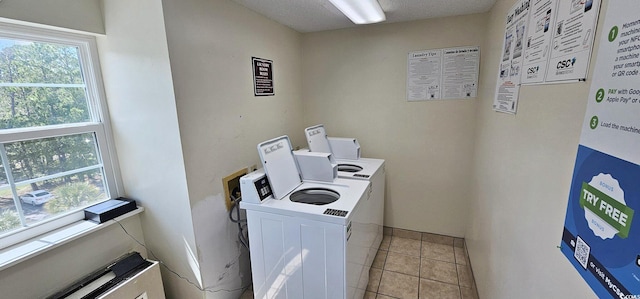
561,0,640,298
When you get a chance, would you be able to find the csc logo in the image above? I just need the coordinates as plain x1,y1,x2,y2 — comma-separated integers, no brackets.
557,58,576,69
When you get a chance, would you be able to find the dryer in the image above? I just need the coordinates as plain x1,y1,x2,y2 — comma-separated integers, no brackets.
241,135,371,299
303,124,385,277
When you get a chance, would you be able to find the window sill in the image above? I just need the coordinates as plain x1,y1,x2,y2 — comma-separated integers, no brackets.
0,207,144,271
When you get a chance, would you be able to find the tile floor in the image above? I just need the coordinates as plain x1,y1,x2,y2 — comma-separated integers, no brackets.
240,228,478,299
366,228,478,299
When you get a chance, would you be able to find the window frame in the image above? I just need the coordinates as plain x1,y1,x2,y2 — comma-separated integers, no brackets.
0,21,123,248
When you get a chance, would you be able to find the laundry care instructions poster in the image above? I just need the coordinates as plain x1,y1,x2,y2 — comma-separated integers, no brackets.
561,0,640,298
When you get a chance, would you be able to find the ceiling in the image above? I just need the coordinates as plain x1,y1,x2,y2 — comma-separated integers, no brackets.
230,0,497,33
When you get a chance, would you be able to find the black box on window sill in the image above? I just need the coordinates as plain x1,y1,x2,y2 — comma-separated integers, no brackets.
84,197,137,224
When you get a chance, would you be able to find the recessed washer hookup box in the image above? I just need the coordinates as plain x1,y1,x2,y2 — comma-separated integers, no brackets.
84,197,137,224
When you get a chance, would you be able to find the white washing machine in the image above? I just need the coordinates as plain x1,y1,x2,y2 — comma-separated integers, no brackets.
303,124,385,279
240,135,372,299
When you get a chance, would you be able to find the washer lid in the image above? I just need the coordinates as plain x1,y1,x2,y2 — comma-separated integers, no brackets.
257,135,302,199
305,124,332,153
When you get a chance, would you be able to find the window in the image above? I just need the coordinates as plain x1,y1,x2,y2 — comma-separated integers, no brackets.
0,23,120,248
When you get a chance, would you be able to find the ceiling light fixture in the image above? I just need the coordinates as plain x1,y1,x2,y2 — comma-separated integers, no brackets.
327,0,386,24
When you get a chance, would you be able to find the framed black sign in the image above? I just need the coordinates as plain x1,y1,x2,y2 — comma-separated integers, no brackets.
252,57,274,96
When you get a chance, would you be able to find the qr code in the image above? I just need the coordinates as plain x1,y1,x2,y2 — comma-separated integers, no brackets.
574,236,590,269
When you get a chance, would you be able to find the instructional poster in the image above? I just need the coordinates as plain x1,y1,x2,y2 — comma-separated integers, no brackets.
545,0,600,82
407,46,479,101
252,57,274,96
407,50,442,100
442,47,480,99
521,0,557,84
561,0,640,297
493,0,530,113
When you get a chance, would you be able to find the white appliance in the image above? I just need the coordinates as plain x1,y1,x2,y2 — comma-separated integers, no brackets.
241,135,372,299
304,124,385,273
293,150,338,182
98,262,165,299
305,125,360,160
51,255,165,299
327,137,360,160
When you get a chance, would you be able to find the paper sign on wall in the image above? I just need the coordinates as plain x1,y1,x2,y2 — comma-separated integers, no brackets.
493,0,530,114
560,0,640,297
544,0,600,83
521,0,600,84
495,0,601,114
406,46,479,101
252,57,274,96
520,0,556,84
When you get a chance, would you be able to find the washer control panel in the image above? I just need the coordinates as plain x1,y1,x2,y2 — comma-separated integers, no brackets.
254,175,273,201
240,169,274,204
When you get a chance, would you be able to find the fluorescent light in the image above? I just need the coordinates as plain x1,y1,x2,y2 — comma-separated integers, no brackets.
327,0,386,24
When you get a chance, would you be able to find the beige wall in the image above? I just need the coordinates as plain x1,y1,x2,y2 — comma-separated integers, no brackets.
465,0,607,297
302,14,487,237
97,0,201,298
0,0,104,34
162,0,303,297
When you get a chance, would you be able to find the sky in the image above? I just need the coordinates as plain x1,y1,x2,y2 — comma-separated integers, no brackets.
0,39,31,50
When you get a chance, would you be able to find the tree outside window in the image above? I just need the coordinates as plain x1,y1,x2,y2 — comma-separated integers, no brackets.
0,26,118,241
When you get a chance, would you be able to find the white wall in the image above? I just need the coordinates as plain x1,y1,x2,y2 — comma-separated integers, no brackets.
0,0,104,34
301,14,487,237
465,0,607,297
161,0,303,297
97,0,201,298
0,216,145,298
